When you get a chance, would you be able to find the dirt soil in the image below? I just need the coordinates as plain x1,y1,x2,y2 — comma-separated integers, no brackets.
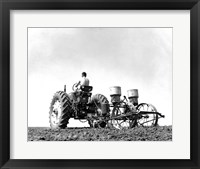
28,126,172,141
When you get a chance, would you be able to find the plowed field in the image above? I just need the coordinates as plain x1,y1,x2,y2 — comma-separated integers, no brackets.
28,126,172,141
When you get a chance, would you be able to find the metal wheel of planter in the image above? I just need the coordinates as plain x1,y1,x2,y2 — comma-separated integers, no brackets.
110,102,133,129
134,103,158,127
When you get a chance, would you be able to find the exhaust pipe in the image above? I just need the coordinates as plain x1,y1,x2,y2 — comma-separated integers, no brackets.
64,85,66,92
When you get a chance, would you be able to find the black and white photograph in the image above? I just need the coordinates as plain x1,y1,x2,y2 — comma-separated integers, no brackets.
28,27,172,141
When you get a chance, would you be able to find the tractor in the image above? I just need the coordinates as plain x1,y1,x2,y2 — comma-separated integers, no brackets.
49,83,110,129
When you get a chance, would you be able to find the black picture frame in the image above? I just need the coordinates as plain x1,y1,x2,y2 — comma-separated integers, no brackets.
0,0,199,169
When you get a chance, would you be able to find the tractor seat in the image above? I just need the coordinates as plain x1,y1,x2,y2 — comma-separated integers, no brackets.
80,85,93,92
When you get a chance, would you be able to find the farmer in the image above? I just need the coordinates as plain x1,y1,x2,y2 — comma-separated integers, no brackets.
73,72,90,118
72,72,90,104
75,72,90,89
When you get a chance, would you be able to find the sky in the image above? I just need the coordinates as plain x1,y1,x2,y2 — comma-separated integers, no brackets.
28,28,172,127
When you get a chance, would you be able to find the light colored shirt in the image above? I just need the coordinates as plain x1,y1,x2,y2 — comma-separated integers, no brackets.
80,77,89,86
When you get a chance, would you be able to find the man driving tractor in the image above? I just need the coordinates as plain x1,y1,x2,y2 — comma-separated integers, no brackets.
75,72,90,89
71,72,91,118
71,72,90,105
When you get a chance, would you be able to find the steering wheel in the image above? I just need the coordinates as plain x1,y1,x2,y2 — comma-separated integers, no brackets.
72,82,79,91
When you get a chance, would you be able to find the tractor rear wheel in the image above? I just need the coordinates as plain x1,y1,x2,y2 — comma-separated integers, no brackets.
88,94,110,128
49,91,73,129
